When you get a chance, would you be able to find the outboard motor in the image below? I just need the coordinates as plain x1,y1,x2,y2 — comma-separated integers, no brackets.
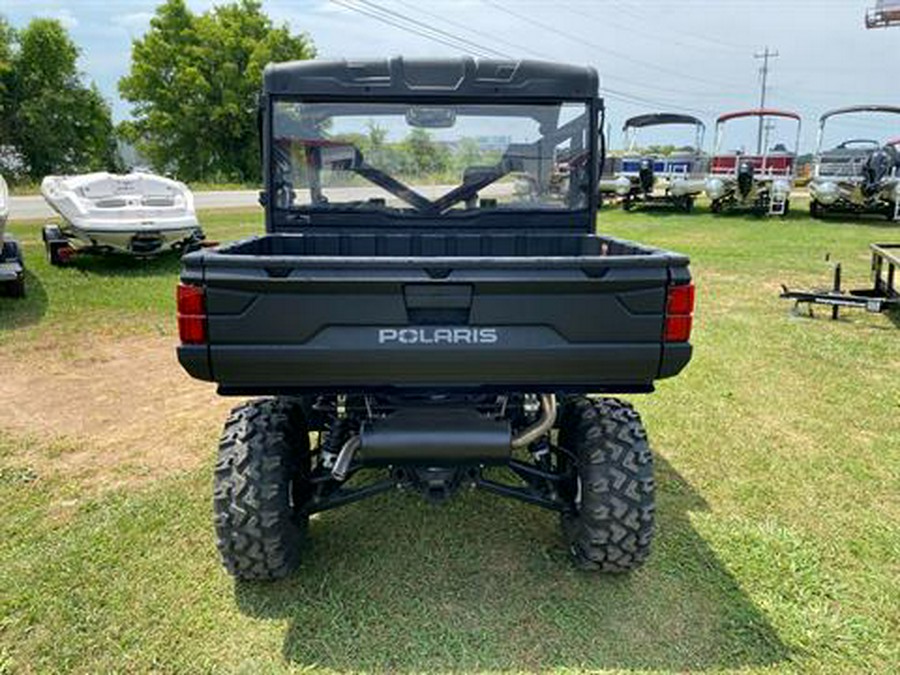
862,146,899,197
638,158,655,193
737,161,755,198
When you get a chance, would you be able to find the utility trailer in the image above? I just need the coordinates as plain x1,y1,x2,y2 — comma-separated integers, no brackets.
705,109,801,217
780,243,900,319
176,57,695,580
599,113,706,212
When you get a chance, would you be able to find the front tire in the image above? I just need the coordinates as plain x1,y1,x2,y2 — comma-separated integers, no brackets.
558,397,655,573
213,398,311,580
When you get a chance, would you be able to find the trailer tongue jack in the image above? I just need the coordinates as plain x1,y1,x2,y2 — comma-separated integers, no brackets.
780,243,900,319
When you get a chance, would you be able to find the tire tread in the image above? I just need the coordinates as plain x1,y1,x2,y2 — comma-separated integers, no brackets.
559,396,655,573
213,398,309,580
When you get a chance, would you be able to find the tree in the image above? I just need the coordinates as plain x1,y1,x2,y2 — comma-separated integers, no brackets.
0,17,14,135
402,128,450,177
0,17,116,180
119,0,315,182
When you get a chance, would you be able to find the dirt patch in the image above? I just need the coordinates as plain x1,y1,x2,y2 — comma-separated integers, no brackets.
0,334,236,495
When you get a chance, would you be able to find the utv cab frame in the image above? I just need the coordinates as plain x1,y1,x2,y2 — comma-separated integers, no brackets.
705,108,801,217
600,113,706,212
808,105,900,222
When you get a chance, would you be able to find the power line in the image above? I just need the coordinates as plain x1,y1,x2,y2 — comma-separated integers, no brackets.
605,0,755,52
329,0,497,58
557,4,745,99
481,0,737,91
330,0,714,117
393,0,548,60
393,0,719,107
353,0,511,59
569,2,747,55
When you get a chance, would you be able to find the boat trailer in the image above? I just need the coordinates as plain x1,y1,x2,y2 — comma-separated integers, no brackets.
781,243,899,319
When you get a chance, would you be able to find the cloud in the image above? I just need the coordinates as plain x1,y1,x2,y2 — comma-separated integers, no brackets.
45,8,79,30
112,11,155,32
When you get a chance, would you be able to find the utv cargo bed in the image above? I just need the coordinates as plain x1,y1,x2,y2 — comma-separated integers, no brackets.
178,231,691,394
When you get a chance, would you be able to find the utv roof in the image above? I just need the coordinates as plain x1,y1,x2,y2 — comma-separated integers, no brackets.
717,108,801,123
263,57,599,99
820,104,900,121
623,113,704,130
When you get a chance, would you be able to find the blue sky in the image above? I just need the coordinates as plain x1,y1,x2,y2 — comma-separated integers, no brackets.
3,0,899,152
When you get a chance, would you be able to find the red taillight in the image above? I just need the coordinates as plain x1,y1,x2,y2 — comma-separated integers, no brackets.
664,315,693,342
667,284,695,315
178,315,207,344
177,283,207,344
665,283,695,343
177,283,205,315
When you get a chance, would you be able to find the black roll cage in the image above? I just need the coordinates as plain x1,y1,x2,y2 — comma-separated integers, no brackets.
262,94,604,233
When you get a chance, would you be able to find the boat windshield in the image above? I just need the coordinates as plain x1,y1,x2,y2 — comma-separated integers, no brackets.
270,100,593,217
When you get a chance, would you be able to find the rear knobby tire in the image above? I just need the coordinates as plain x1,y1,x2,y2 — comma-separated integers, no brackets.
558,396,655,573
213,398,310,581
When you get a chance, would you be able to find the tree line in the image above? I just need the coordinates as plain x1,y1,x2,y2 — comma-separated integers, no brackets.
0,0,315,184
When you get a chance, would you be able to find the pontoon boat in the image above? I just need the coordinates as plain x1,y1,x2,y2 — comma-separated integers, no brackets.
808,105,900,221
600,113,707,211
705,109,801,216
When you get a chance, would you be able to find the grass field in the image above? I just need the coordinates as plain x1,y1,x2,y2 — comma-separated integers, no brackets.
1,203,898,674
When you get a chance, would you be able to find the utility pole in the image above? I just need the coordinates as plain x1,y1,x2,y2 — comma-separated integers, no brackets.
754,46,779,154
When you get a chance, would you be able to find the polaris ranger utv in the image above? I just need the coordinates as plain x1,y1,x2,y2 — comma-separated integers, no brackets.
176,58,695,580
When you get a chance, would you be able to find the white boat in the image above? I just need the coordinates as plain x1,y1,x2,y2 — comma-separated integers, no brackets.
0,174,7,233
40,171,203,256
0,173,25,297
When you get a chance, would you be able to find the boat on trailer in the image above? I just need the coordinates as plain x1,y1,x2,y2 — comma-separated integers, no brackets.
705,109,801,217
808,105,900,222
0,173,25,297
600,113,707,211
40,171,204,264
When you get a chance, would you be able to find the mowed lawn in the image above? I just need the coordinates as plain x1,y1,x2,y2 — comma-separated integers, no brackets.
1,203,898,674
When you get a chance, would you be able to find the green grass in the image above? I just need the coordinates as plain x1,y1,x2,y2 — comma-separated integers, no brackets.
1,203,899,673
